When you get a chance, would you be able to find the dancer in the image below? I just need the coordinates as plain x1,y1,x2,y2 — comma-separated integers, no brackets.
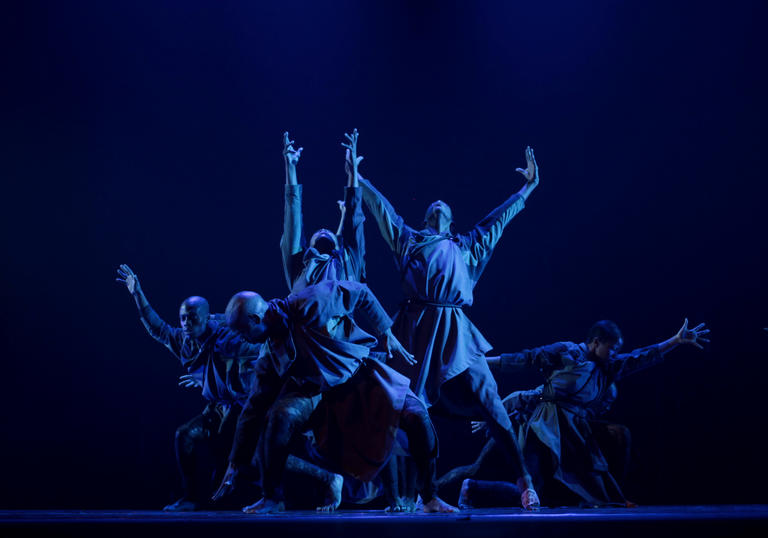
281,129,365,292
456,319,709,508
116,264,262,511
212,280,454,513
359,147,541,509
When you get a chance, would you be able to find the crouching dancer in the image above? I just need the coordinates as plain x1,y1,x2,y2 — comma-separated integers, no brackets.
213,280,456,513
455,319,709,508
116,264,262,511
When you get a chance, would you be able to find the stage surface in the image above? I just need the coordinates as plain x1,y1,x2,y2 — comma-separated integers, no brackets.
2,505,767,537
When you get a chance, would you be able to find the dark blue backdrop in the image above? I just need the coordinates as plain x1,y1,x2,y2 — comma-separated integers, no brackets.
1,1,766,508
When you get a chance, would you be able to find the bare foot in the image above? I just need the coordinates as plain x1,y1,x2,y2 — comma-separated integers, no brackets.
422,496,458,513
163,498,199,512
520,488,540,511
385,496,409,513
317,473,344,512
242,497,285,514
516,477,540,511
458,479,474,510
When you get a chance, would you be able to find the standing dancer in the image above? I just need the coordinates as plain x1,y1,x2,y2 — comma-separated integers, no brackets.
359,147,541,509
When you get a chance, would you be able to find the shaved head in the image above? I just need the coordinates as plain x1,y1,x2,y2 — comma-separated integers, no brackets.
225,291,270,342
179,296,210,338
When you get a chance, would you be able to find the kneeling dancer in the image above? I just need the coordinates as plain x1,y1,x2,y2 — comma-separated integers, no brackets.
214,280,456,513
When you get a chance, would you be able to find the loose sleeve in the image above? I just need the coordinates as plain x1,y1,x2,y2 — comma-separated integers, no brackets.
499,342,571,374
280,183,306,290
359,177,413,258
610,344,665,380
345,281,393,335
342,186,366,282
462,192,526,281
139,304,184,359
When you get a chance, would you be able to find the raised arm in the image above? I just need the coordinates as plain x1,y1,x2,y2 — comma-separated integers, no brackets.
611,319,709,380
116,264,177,348
359,176,413,257
280,132,305,289
464,147,539,279
340,129,366,281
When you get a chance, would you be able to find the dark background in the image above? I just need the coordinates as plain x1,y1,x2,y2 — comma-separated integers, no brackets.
1,1,766,509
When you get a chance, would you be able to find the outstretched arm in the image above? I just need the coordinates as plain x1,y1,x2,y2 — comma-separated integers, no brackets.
116,264,176,347
358,176,413,257
612,319,710,380
281,131,305,288
488,341,570,375
465,147,539,278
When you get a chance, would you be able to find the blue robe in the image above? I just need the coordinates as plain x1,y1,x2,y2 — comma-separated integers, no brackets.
499,342,665,505
281,184,365,293
360,177,525,406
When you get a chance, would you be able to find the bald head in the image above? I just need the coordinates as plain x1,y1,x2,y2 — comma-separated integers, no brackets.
225,291,270,343
179,296,210,338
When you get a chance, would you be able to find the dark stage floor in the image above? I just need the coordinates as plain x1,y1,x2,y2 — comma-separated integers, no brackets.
2,506,768,538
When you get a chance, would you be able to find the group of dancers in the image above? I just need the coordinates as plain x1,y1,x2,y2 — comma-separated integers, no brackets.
116,130,709,513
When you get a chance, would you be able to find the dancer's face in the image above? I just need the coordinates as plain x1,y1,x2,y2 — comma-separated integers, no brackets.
310,229,339,255
179,297,209,338
588,337,623,363
424,200,453,233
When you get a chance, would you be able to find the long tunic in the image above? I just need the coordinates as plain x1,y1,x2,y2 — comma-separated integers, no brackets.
232,280,411,481
360,177,525,406
139,306,262,406
499,341,665,505
281,184,365,293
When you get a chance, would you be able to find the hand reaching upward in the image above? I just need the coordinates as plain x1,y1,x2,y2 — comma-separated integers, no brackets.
342,128,363,187
116,264,140,295
515,146,539,188
283,131,303,168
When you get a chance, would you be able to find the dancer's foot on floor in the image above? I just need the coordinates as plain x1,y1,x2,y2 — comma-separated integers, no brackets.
422,496,458,513
516,477,540,511
457,479,474,510
317,473,344,512
163,498,199,512
243,497,285,514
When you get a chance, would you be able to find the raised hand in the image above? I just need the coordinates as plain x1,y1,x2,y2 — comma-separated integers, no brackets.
283,131,303,168
383,328,417,366
675,318,710,349
116,264,140,295
178,374,202,389
515,146,539,187
342,129,363,186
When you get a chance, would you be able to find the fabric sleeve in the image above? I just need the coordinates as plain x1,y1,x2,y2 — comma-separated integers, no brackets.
280,183,305,290
342,186,366,282
462,192,526,281
359,177,413,258
610,344,665,380
499,341,571,373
